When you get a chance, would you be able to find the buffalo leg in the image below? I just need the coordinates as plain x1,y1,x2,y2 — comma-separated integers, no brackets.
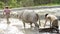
34,22,39,28
30,23,32,28
23,22,25,28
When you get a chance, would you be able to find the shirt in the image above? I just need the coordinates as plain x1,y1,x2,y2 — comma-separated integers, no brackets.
4,9,11,14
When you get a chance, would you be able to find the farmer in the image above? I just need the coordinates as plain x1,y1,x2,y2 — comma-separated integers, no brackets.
3,6,11,24
44,13,59,33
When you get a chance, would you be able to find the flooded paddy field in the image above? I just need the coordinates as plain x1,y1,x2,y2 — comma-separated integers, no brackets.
0,18,60,34
0,7,60,34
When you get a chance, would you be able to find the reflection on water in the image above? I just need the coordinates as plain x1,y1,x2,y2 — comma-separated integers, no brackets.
0,18,59,34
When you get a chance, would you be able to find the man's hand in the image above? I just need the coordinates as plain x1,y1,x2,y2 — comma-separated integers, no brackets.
44,17,48,27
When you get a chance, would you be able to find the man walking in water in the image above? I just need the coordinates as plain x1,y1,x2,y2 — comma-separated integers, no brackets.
3,6,11,25
44,14,59,33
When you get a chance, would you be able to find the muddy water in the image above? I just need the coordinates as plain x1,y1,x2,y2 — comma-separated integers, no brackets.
0,8,60,34
0,18,60,34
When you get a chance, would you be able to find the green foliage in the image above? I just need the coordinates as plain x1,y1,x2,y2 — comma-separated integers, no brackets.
8,0,20,8
0,1,5,9
52,0,60,4
21,0,34,7
0,0,60,9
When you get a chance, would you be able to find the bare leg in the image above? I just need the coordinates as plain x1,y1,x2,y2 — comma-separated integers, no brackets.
7,17,10,25
6,14,10,25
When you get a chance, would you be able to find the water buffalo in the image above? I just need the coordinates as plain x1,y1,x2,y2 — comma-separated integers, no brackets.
17,10,40,28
